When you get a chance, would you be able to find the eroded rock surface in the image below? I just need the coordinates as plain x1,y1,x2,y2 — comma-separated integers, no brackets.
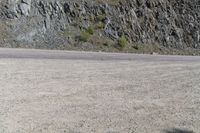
0,0,200,54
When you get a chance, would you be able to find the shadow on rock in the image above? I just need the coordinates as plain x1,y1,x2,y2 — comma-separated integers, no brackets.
164,128,194,133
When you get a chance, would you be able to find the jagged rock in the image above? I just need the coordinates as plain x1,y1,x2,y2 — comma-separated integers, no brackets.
0,0,200,54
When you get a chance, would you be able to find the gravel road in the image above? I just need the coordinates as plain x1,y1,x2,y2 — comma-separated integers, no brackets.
0,48,200,133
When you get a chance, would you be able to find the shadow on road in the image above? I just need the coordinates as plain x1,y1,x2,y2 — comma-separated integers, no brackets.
164,128,194,133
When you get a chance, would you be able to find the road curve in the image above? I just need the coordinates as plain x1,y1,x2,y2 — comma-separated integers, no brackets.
0,48,200,132
0,48,200,62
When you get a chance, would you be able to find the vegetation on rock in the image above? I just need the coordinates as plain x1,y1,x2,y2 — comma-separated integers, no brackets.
0,0,200,55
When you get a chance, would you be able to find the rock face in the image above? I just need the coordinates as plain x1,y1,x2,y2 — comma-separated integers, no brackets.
0,0,200,54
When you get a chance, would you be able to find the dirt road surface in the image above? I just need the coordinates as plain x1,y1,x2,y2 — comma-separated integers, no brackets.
0,48,200,133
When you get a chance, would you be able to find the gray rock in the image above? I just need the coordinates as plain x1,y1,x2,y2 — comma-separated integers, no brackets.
0,0,200,53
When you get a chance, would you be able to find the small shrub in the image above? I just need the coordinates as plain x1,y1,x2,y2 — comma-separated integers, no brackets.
88,35,114,47
89,15,95,22
86,26,95,35
96,14,106,22
118,36,128,49
79,31,91,42
96,22,105,29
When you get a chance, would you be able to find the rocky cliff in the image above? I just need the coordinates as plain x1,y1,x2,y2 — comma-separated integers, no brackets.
0,0,200,54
